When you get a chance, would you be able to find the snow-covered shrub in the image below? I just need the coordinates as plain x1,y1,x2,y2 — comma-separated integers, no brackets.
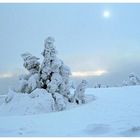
123,73,140,86
128,73,140,86
5,89,15,103
122,80,128,86
73,80,87,104
94,83,102,88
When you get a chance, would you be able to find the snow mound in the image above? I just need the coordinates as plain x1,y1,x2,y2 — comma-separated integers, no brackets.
0,89,95,116
0,89,55,116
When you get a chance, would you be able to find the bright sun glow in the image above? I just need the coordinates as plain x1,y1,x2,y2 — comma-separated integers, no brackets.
103,11,110,18
72,70,107,77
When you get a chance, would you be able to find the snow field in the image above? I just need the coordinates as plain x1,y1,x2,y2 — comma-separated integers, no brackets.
0,86,140,136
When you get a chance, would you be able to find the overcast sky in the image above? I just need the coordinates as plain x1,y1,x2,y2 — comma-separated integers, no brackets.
0,3,140,87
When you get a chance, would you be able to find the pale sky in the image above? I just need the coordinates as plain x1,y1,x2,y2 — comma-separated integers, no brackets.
0,3,140,86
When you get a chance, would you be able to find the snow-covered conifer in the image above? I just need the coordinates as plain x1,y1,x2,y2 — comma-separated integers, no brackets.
122,73,140,86
39,37,71,99
128,73,140,86
39,37,58,89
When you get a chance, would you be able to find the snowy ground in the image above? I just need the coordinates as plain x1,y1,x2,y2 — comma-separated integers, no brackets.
0,86,140,137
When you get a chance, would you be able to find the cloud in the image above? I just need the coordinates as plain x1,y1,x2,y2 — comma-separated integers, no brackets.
0,68,28,79
72,70,108,77
0,72,17,79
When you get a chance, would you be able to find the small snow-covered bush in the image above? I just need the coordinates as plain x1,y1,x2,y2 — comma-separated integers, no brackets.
122,80,128,86
73,80,88,104
123,73,140,86
128,73,140,85
5,89,15,103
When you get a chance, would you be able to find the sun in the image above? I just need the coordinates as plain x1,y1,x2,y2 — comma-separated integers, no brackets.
103,10,110,18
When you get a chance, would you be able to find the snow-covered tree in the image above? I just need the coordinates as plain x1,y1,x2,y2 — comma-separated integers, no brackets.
73,80,87,104
128,73,140,86
14,53,40,93
16,37,72,98
39,37,72,99
94,83,102,88
122,73,140,86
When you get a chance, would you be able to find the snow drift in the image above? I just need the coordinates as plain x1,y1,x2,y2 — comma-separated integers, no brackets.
0,89,55,115
0,89,72,115
0,88,94,116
